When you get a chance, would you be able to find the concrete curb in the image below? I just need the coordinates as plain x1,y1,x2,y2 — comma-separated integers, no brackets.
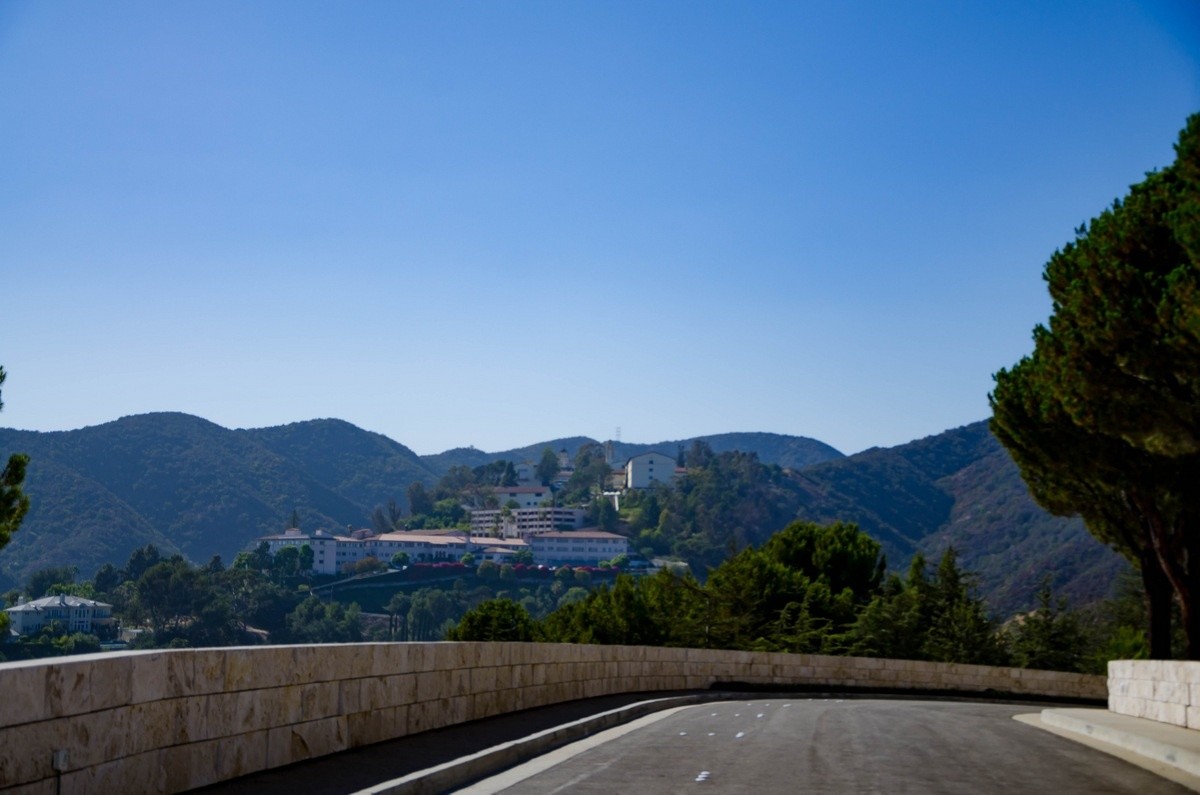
1041,708,1200,780
353,694,721,794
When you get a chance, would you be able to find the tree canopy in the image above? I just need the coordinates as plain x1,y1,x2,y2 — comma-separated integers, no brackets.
991,114,1200,657
0,365,29,557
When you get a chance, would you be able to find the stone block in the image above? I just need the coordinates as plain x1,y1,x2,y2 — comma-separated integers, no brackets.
394,673,422,707
1108,659,1135,680
415,671,448,703
406,698,450,736
1144,699,1188,727
298,682,341,722
44,661,93,718
61,748,164,795
163,737,225,792
130,651,192,704
266,716,348,769
121,700,174,757
172,696,209,745
471,666,497,694
1154,680,1190,705
191,648,232,695
0,663,50,728
0,718,68,787
65,705,130,770
1187,705,1200,731
80,656,133,714
216,728,269,781
431,643,469,671
347,706,397,747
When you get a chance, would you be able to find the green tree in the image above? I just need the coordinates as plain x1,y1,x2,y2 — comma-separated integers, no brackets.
991,114,1200,656
992,355,1174,657
286,597,362,643
0,365,29,556
596,498,619,532
407,481,434,517
1006,580,1088,672
124,544,162,582
390,551,410,569
447,598,535,641
385,592,412,641
922,548,1007,666
536,447,559,485
26,566,78,599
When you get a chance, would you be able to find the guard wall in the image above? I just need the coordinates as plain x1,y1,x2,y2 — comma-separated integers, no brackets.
1,643,1105,793
1108,660,1200,728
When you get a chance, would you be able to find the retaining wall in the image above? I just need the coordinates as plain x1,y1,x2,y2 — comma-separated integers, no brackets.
1,643,1105,793
1108,659,1200,728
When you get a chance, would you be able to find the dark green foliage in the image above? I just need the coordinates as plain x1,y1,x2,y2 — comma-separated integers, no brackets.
0,410,1127,621
538,572,701,647
991,114,1200,657
1006,581,1089,672
0,366,28,561
536,447,559,485
789,423,1125,616
25,565,77,599
243,419,436,513
446,599,535,642
705,521,883,652
286,597,363,643
639,450,799,575
406,481,434,517
517,522,1043,667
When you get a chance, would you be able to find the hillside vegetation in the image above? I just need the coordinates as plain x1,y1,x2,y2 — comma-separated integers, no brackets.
0,414,1123,615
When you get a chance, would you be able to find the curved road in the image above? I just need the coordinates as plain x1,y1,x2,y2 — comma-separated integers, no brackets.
459,698,1190,794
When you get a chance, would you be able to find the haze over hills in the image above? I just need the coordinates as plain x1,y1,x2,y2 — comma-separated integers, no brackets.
0,413,1125,615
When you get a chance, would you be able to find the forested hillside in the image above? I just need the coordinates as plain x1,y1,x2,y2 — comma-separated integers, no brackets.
785,422,1126,615
240,419,436,510
0,414,419,589
0,414,1124,616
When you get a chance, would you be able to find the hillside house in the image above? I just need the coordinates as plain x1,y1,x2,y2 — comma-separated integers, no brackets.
5,595,115,637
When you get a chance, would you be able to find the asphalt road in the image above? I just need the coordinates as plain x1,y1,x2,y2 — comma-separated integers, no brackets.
459,698,1191,794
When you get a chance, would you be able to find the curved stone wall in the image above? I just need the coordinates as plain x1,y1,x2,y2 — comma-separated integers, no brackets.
0,643,1105,793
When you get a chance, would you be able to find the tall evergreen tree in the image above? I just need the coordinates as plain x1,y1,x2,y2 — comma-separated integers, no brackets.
0,365,29,555
992,114,1200,657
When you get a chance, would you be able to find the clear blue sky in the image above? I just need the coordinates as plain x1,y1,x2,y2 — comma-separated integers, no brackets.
2,1,1198,456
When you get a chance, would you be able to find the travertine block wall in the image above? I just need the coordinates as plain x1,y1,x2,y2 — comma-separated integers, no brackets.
0,643,1105,794
1108,660,1200,728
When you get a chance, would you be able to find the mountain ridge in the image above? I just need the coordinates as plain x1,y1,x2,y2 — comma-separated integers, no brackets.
0,412,1124,615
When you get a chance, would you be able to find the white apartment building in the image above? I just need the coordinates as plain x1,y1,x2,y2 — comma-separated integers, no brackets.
5,595,115,636
257,528,532,574
624,451,678,489
528,530,630,566
469,507,586,537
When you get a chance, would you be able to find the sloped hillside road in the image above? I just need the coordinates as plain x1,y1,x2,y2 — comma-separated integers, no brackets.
457,698,1189,794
